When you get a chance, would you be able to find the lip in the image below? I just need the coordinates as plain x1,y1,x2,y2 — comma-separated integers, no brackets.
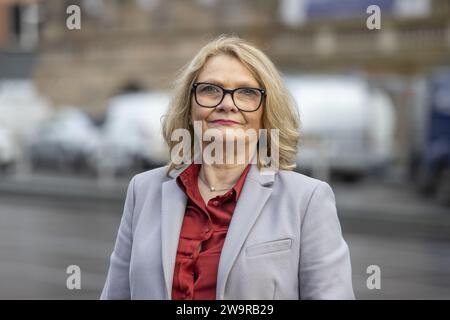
209,119,241,125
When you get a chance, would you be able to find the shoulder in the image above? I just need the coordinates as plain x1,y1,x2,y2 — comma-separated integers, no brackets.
276,169,331,194
274,169,336,210
130,165,171,191
275,170,337,223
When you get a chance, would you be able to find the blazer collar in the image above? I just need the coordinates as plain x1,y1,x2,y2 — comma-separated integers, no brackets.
215,165,275,299
168,162,276,186
167,164,189,179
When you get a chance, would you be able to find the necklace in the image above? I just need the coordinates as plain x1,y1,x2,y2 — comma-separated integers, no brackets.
198,173,234,192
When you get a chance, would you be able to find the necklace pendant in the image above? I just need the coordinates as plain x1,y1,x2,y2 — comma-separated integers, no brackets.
210,186,215,191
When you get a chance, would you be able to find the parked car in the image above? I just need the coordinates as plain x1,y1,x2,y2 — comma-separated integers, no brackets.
25,107,101,173
285,74,396,181
99,91,170,176
0,126,17,173
0,80,52,173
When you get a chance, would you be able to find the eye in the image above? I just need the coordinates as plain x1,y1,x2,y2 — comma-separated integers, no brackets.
239,88,258,96
199,84,220,94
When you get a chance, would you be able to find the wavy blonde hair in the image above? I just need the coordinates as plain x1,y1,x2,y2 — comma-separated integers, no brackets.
162,35,300,175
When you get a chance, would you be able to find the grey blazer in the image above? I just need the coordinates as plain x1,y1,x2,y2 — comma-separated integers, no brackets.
100,164,355,300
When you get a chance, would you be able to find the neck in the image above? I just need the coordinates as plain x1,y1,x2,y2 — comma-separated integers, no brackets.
199,162,248,190
197,140,257,189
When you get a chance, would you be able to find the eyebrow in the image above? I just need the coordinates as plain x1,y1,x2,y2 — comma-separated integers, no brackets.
198,78,260,88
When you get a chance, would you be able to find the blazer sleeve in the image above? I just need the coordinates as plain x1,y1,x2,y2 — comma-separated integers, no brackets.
298,181,355,299
100,176,136,300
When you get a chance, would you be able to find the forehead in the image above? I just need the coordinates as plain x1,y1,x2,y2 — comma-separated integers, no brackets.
196,54,260,88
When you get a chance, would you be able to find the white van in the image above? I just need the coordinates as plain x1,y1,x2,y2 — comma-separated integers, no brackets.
285,75,396,180
100,91,170,175
0,80,52,173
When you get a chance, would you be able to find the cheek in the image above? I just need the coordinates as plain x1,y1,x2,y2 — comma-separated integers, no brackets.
190,104,203,121
190,100,212,122
246,110,264,131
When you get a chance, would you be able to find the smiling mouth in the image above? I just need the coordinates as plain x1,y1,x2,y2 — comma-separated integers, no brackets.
209,119,241,125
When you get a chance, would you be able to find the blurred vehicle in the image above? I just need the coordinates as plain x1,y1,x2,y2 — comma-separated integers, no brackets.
99,91,170,176
409,67,450,206
0,127,17,172
0,80,52,134
0,80,52,173
286,75,396,181
25,107,101,173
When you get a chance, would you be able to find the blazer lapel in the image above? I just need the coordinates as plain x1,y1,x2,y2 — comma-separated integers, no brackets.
161,166,188,299
216,164,275,299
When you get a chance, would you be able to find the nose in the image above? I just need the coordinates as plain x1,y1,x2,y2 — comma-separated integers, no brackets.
216,92,238,112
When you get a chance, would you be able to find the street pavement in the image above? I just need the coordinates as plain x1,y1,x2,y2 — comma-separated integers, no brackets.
0,172,449,299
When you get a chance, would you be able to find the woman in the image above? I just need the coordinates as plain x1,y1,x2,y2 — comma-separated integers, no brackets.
101,35,355,300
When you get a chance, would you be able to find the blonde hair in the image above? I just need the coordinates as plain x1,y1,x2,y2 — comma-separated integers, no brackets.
162,35,300,175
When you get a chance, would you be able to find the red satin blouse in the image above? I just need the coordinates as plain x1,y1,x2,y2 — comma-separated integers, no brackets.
172,163,250,300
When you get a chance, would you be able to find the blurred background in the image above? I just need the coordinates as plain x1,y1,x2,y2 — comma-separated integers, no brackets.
0,0,449,299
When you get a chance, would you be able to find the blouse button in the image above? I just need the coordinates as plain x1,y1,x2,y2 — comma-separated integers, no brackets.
212,200,219,206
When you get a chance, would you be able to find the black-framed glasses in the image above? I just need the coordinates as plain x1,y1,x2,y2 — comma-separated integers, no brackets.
192,82,266,112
